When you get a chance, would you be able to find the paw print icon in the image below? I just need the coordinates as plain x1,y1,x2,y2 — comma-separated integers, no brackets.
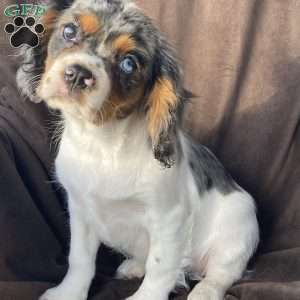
4,16,44,48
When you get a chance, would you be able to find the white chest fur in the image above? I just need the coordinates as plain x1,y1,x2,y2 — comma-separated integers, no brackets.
55,114,181,253
58,115,159,192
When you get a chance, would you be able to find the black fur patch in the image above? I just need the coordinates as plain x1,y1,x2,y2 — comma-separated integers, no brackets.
188,141,239,195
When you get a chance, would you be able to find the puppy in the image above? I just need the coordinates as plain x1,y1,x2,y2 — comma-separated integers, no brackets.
17,0,259,299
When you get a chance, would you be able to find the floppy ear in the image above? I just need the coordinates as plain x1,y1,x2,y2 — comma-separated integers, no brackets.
16,1,72,102
146,42,188,168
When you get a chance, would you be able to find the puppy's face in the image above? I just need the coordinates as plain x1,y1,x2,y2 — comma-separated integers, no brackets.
38,1,153,123
21,0,189,167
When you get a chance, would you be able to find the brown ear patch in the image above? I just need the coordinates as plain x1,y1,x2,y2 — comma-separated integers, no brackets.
79,13,101,34
147,78,177,145
112,34,136,53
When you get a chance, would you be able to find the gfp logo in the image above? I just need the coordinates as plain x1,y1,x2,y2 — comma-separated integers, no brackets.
4,4,46,17
4,4,46,48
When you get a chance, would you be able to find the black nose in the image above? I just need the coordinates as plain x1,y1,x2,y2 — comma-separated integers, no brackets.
64,64,94,90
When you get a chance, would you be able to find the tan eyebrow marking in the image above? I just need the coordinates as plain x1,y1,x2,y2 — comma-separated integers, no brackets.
112,34,136,53
78,13,101,34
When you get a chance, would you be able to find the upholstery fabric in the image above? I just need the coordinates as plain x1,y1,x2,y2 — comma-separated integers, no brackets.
0,1,299,299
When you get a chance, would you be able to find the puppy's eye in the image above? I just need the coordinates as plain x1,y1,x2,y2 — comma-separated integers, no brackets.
63,23,78,41
119,55,137,74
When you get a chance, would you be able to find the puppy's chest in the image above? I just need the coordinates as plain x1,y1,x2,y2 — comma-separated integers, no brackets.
55,132,155,248
55,131,157,201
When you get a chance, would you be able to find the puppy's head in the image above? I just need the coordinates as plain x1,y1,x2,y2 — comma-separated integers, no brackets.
18,0,191,167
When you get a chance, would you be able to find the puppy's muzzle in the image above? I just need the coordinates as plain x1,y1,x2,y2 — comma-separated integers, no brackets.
64,64,95,90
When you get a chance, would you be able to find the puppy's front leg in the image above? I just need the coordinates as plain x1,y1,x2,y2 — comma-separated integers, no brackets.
40,197,100,300
127,208,187,300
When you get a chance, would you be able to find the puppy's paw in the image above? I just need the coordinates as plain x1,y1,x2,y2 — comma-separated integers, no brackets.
188,283,223,300
39,288,58,300
39,286,87,300
126,294,167,300
125,287,168,300
116,259,145,279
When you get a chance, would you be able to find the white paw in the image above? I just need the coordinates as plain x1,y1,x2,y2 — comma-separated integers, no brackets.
188,283,223,300
116,259,145,279
39,286,87,300
125,288,168,300
126,294,166,300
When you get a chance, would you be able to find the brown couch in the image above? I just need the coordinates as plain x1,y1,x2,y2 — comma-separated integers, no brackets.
0,0,299,299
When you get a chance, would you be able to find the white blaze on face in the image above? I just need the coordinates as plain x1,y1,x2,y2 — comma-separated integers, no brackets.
39,52,111,111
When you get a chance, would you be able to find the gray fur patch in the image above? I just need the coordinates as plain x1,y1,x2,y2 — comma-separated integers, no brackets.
187,140,239,195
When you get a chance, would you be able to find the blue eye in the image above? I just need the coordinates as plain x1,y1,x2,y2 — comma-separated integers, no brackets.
63,23,78,41
119,56,137,74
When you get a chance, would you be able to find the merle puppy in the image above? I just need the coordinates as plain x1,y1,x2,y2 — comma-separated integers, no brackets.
17,1,259,299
